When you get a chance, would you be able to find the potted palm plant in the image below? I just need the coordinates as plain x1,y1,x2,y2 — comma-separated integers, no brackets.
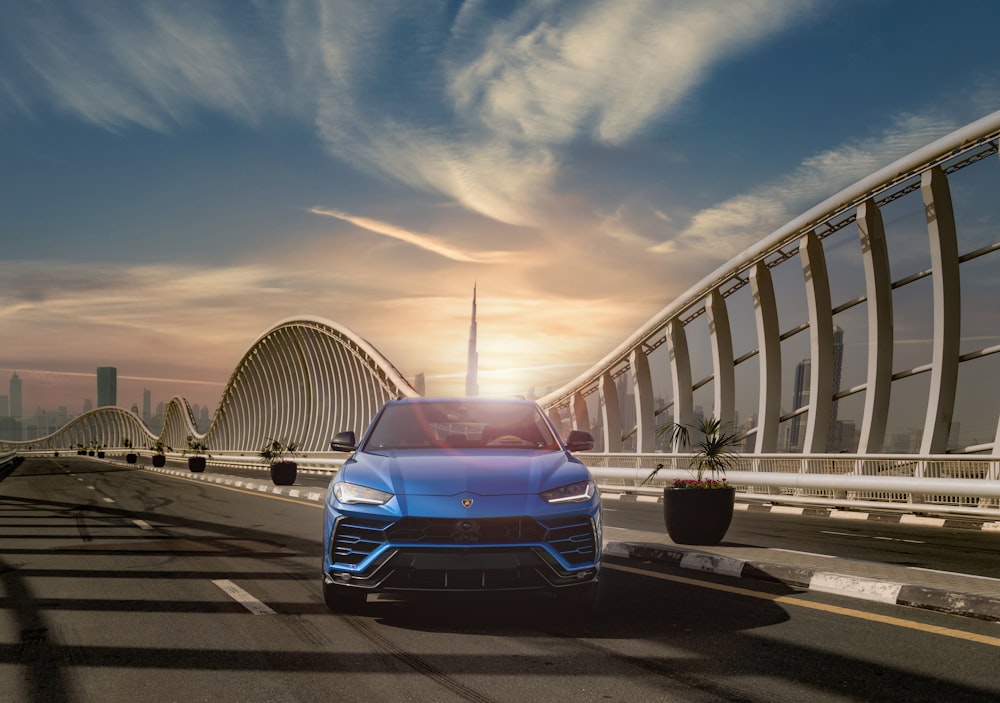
151,440,167,467
645,417,742,545
259,438,300,486
123,438,138,464
187,437,208,473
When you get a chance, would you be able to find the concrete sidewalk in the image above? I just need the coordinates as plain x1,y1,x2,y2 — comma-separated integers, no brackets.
602,525,1000,623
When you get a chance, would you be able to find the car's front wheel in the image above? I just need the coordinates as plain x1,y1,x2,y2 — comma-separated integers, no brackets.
322,579,367,612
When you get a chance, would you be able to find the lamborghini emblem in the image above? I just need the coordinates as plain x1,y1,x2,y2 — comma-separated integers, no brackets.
461,498,474,508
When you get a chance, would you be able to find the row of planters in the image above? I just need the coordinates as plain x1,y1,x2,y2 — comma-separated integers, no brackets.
104,434,301,487
121,438,169,466
185,436,300,485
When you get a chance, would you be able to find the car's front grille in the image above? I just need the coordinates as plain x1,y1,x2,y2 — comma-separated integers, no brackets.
385,517,546,544
379,547,550,590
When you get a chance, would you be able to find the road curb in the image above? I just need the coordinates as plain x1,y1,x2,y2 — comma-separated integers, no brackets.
603,540,1000,623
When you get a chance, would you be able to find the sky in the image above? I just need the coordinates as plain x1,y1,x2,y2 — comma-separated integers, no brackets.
4,0,1000,419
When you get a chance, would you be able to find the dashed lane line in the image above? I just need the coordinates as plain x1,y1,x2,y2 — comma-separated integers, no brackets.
212,579,276,615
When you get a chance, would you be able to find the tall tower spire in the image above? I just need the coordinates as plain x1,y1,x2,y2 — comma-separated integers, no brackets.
465,284,479,396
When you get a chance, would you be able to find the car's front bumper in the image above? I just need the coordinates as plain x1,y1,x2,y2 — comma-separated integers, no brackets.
323,509,601,594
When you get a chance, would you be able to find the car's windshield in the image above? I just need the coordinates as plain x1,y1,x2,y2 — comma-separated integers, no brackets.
363,401,560,450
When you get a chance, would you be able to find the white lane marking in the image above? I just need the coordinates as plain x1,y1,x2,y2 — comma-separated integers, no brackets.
771,548,836,558
771,505,805,515
87,485,96,490
873,536,925,544
101,497,114,503
212,579,276,615
132,519,153,530
820,530,863,538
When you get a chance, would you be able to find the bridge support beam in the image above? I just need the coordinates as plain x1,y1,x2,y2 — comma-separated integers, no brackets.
752,262,781,453
920,166,961,455
857,198,893,453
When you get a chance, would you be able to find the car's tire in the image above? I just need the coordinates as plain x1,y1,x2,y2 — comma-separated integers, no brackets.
322,580,367,612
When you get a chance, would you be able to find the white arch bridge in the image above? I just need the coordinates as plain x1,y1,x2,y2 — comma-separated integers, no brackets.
3,316,417,462
7,112,1000,518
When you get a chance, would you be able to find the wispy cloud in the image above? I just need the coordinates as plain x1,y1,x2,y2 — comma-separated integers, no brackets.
651,111,961,257
449,0,813,146
1,1,814,226
4,1,283,130
309,207,518,263
303,0,816,225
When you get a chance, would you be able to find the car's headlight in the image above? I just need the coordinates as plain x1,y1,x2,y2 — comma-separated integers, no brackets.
540,479,596,504
333,482,393,505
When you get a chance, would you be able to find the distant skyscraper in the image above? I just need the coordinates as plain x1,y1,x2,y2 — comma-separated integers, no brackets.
10,372,22,418
788,326,846,452
0,395,8,416
828,326,845,450
83,398,93,413
465,285,479,397
143,388,152,425
789,358,810,450
97,367,117,407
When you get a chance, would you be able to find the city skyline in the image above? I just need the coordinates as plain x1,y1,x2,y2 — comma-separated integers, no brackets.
4,2,1000,415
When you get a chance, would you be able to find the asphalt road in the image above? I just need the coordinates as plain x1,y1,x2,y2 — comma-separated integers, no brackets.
2,455,999,703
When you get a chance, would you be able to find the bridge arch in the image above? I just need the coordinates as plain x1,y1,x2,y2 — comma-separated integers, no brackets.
540,109,1000,457
8,407,156,453
203,316,418,453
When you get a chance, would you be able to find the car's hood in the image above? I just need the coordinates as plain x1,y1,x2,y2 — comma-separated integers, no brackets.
340,449,588,496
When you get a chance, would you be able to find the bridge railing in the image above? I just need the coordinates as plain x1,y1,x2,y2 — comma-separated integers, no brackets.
581,452,1000,520
12,448,999,519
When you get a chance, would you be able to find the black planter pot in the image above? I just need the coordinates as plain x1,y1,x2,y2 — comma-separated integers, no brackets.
125,453,138,464
662,486,736,546
188,455,207,473
88,450,95,456
270,460,297,486
97,451,106,458
152,454,166,467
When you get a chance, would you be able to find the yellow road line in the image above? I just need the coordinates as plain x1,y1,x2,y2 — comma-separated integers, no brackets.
604,562,1000,647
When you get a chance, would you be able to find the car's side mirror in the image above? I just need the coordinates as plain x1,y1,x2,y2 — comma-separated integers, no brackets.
330,431,357,452
565,430,594,452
